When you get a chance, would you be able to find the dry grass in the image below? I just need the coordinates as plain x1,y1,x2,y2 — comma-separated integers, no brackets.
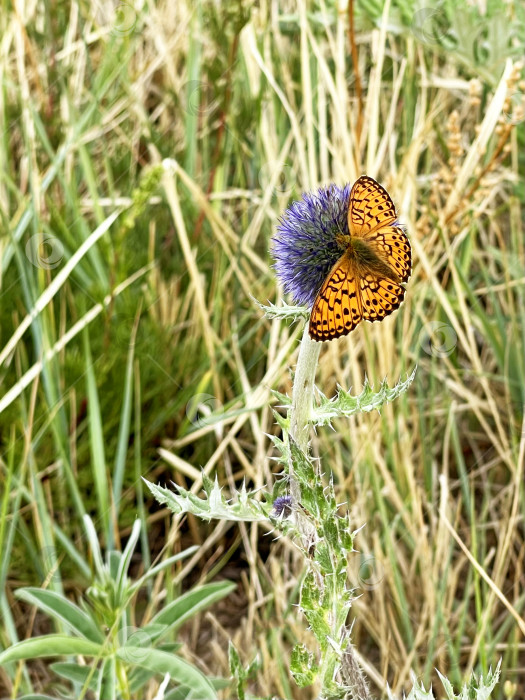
0,0,524,698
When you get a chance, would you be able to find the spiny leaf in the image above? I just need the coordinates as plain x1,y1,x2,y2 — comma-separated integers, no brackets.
254,298,310,321
436,660,501,700
271,389,291,406
144,477,269,523
312,368,417,427
290,644,318,688
267,432,290,467
387,660,502,700
289,437,316,482
271,409,290,432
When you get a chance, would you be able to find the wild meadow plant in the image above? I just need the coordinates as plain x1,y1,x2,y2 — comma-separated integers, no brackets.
147,179,502,699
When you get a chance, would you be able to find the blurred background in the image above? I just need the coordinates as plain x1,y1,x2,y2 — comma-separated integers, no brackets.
0,0,524,697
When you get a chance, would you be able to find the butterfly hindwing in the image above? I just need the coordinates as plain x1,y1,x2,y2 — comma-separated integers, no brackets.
359,273,406,322
348,175,397,237
309,254,362,341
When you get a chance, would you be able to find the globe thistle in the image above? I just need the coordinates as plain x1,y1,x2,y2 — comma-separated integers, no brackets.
271,183,352,307
272,495,293,518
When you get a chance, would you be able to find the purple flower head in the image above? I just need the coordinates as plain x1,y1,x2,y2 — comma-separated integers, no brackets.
272,495,293,518
271,183,352,307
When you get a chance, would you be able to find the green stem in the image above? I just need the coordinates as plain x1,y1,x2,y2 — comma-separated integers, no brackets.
289,323,321,453
287,323,372,700
288,324,321,506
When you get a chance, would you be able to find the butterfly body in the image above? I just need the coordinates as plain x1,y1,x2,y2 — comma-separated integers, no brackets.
309,176,411,342
343,236,402,283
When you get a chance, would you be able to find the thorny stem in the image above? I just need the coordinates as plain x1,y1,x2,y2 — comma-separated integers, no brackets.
287,323,372,700
288,323,321,502
339,637,372,700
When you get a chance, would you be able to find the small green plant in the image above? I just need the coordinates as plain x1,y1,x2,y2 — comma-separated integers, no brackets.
0,515,234,700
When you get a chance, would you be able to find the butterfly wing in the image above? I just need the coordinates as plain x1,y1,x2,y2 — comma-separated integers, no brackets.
309,253,362,341
359,272,406,322
348,175,398,237
365,224,412,284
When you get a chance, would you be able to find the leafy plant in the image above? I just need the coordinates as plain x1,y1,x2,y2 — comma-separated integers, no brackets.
0,516,234,700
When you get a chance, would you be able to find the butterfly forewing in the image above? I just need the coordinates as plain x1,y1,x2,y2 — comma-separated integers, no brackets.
348,175,397,237
309,254,363,341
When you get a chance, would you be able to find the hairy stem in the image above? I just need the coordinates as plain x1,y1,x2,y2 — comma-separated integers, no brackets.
289,323,321,453
288,323,373,700
287,323,320,549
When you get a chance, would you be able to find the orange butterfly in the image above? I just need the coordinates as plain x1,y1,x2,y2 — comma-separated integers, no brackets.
309,176,411,342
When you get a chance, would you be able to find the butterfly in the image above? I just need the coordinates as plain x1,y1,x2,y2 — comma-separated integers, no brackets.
309,176,411,342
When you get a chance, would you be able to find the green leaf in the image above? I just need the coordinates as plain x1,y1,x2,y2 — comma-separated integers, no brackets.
290,643,317,687
128,645,184,693
164,678,231,700
115,519,141,599
15,588,103,643
300,571,320,609
83,332,110,538
202,471,215,495
98,655,116,700
270,389,291,406
126,623,167,645
229,640,245,700
303,609,330,649
312,368,417,427
437,660,501,700
313,541,332,573
338,516,355,552
272,409,290,433
108,550,122,580
50,661,100,689
254,298,310,321
112,313,138,516
322,518,339,550
267,431,290,463
144,478,268,523
83,514,105,578
0,635,104,664
228,640,242,677
289,438,315,482
149,581,236,632
116,647,218,698
129,665,157,693
386,660,502,700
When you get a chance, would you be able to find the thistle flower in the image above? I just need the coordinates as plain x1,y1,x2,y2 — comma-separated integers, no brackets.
272,495,293,518
271,184,352,307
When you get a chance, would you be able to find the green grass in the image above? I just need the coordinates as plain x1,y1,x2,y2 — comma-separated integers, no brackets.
0,0,524,698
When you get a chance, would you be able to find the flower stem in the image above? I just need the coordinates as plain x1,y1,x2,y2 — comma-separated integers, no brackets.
287,323,320,541
287,323,373,700
289,323,321,453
